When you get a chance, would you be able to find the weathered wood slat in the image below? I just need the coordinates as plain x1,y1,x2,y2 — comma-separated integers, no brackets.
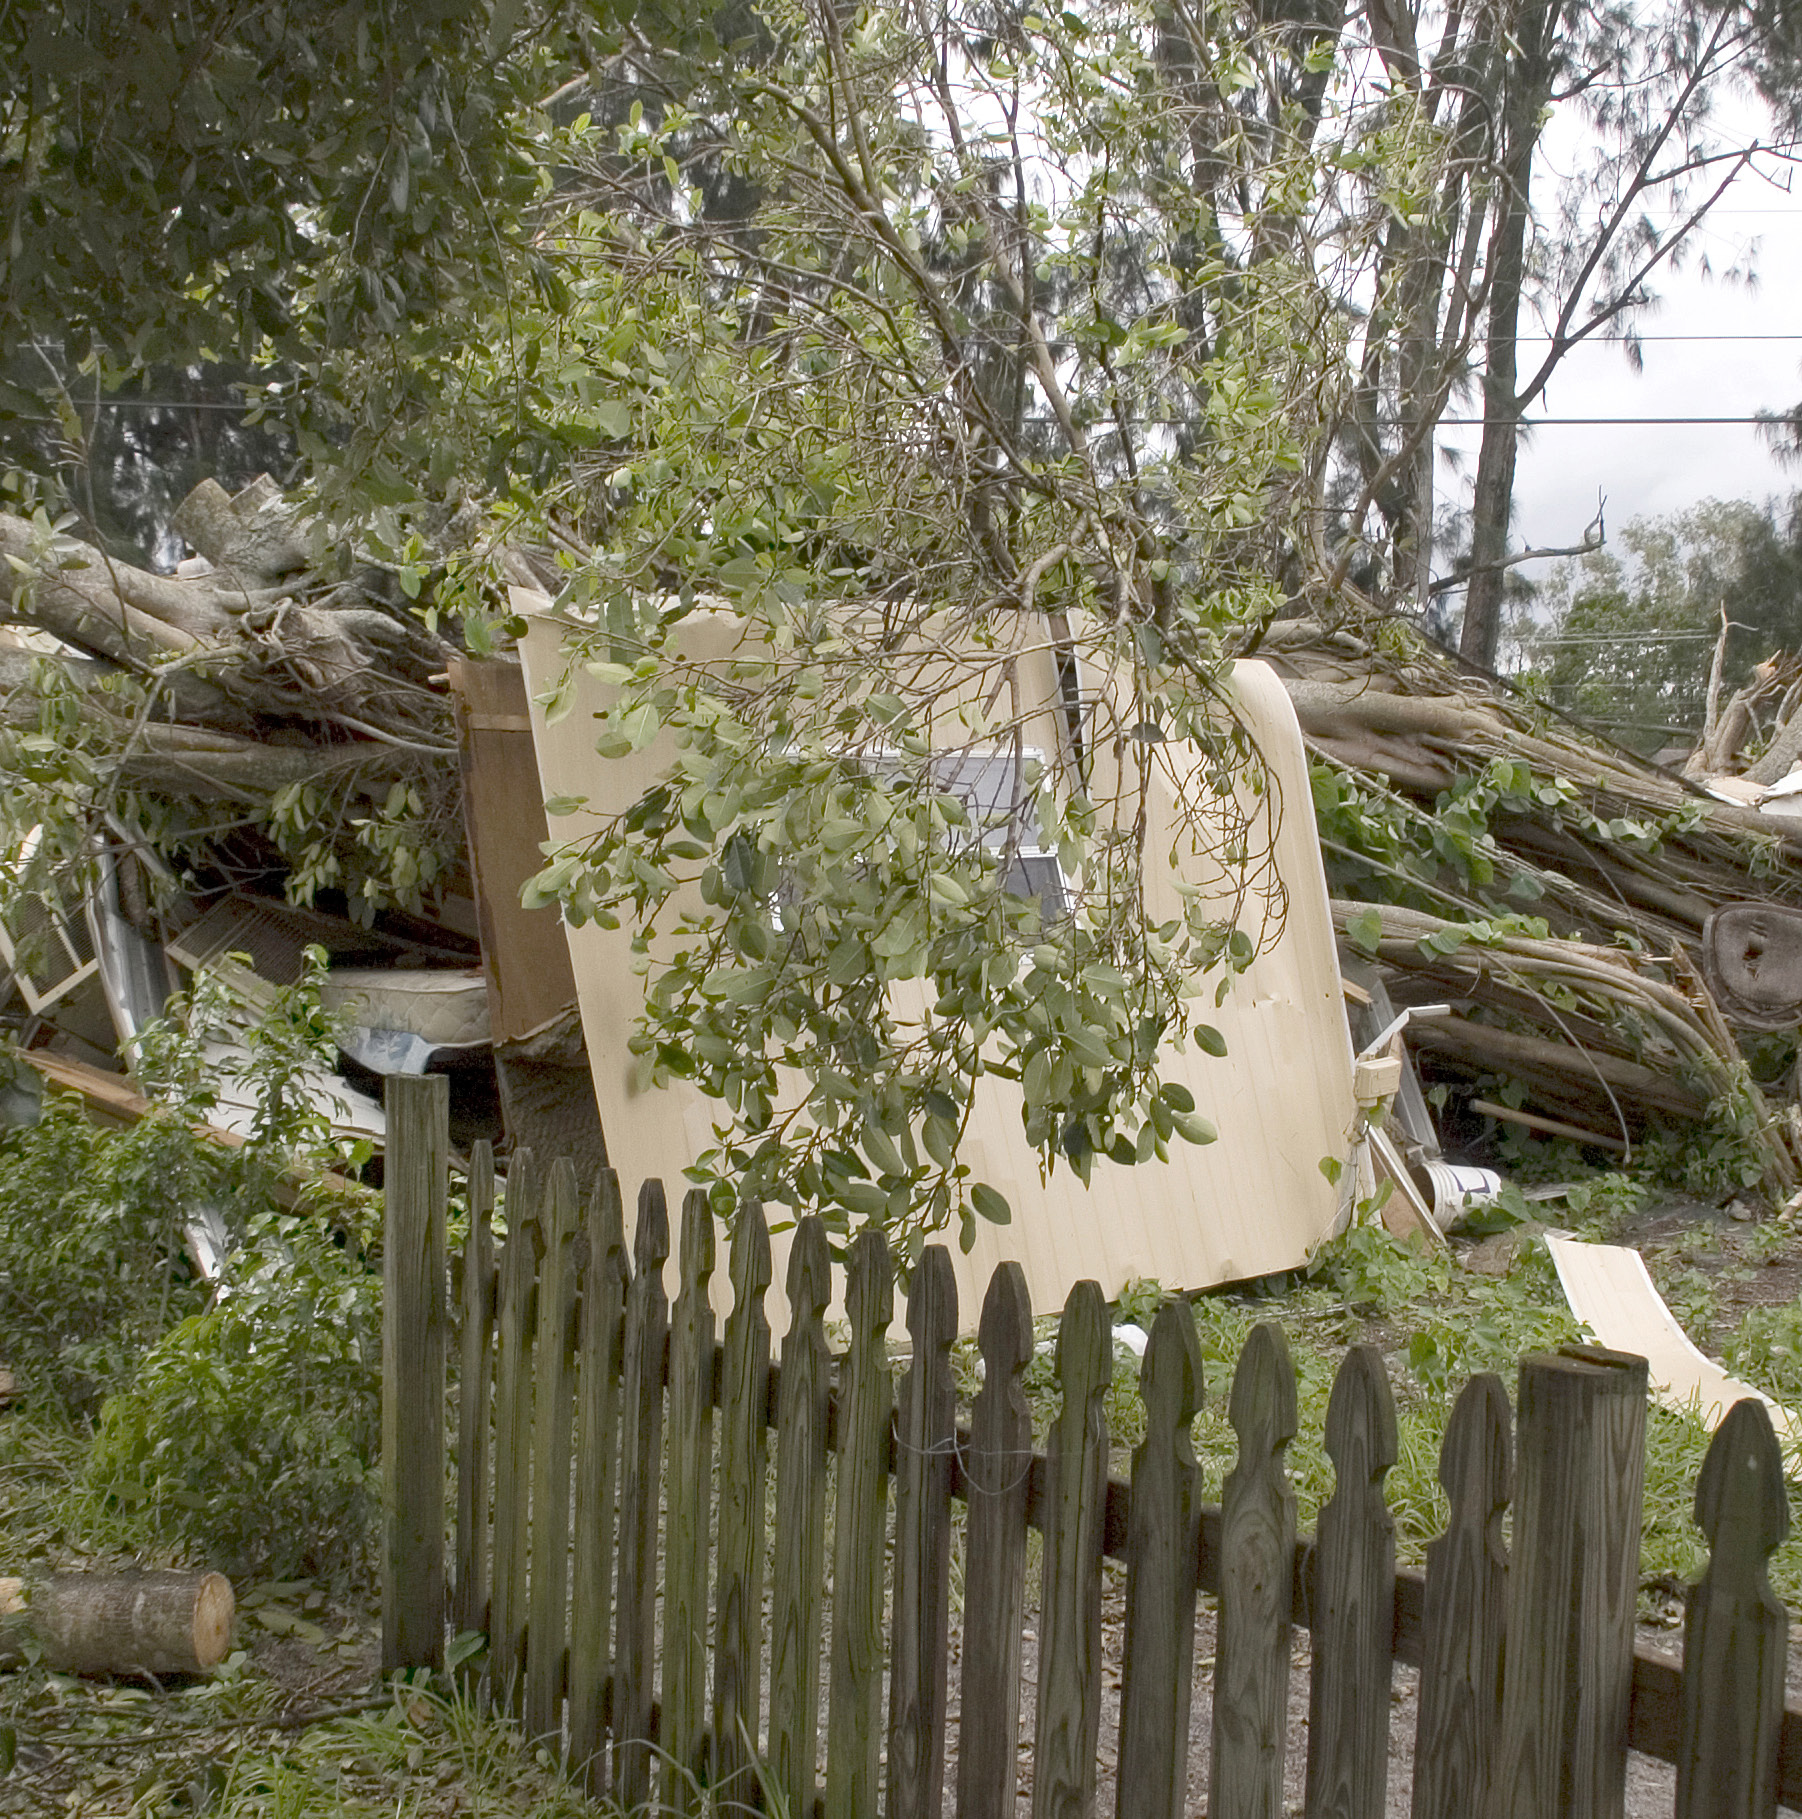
1492,1345,1649,1819
956,1260,1034,1819
381,1075,449,1673
524,1158,578,1743
1117,1298,1203,1819
1031,1280,1111,1819
489,1148,540,1712
888,1246,957,1819
568,1171,628,1795
1677,1397,1790,1819
825,1228,895,1819
663,1188,718,1810
1409,1373,1511,1819
713,1200,772,1801
453,1138,496,1647
769,1215,832,1819
1305,1345,1399,1819
613,1182,670,1809
1209,1321,1299,1819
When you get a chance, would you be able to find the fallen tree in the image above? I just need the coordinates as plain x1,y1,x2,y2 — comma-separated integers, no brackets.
1264,614,1802,1189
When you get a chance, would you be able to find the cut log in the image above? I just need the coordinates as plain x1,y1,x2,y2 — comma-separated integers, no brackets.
0,1571,234,1676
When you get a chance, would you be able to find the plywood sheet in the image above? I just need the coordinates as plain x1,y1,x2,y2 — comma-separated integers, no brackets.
515,595,1358,1323
1545,1232,1799,1448
448,656,580,1043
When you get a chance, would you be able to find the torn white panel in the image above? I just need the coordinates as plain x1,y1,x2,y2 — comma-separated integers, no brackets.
515,593,1358,1326
1544,1232,1799,1450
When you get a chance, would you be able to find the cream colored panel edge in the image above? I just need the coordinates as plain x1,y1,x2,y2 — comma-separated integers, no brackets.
514,592,1356,1328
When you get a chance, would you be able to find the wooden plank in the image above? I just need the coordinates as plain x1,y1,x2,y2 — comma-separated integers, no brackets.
1409,1373,1511,1819
1209,1321,1299,1819
613,1181,671,1808
447,656,582,1042
713,1201,773,1799
825,1228,895,1819
453,1139,496,1646
1117,1296,1203,1819
381,1074,449,1673
770,1216,833,1819
489,1148,541,1714
888,1246,958,1819
1677,1397,1790,1819
569,1170,628,1795
1031,1280,1111,1819
662,1188,718,1810
1305,1346,1399,1819
956,1261,1034,1819
18,1049,359,1206
1491,1345,1649,1819
524,1158,578,1743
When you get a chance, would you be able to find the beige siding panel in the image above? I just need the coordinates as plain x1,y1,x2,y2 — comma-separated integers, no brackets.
515,596,1354,1325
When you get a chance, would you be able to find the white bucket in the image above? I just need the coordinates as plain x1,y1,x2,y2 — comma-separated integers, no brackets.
1424,1161,1505,1230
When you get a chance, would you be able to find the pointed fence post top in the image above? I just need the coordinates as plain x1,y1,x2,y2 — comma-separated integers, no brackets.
545,1156,578,1243
679,1186,716,1288
633,1179,670,1274
847,1225,895,1337
1438,1371,1512,1528
1694,1396,1789,1562
1229,1320,1298,1456
507,1145,545,1253
1324,1344,1399,1482
787,1213,831,1318
978,1260,1033,1372
729,1199,773,1310
908,1245,957,1354
589,1169,625,1261
1055,1279,1110,1387
1139,1297,1203,1440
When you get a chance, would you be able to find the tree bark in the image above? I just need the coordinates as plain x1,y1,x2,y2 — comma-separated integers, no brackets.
0,1572,234,1676
1460,0,1569,670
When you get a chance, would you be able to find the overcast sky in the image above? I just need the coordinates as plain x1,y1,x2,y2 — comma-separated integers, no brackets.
1436,87,1802,588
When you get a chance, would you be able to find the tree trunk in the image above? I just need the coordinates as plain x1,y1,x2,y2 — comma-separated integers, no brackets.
0,1571,234,1676
1460,0,1568,670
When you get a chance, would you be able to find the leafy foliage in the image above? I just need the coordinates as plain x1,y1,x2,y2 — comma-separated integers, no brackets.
1,960,386,1580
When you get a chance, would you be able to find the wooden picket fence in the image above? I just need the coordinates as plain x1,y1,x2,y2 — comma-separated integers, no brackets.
379,1078,1802,1817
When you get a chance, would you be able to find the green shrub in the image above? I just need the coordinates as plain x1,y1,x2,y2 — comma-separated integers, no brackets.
85,1202,382,1582
0,1097,235,1412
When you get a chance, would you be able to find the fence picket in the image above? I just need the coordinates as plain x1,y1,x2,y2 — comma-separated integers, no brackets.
1492,1346,1648,1819
1305,1345,1399,1819
1410,1373,1510,1819
1117,1297,1203,1819
888,1246,958,1819
825,1227,895,1819
453,1139,495,1647
713,1200,772,1799
663,1188,718,1809
489,1148,541,1713
1209,1320,1299,1819
568,1171,628,1795
770,1215,832,1819
1031,1279,1111,1819
956,1260,1034,1819
613,1181,671,1808
1676,1397,1790,1819
381,1074,449,1674
524,1159,578,1743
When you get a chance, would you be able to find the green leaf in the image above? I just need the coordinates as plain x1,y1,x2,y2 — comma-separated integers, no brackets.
1193,1024,1227,1058
1347,906,1384,953
970,1182,1011,1226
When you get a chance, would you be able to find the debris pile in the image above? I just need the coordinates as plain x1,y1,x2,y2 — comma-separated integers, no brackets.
1266,615,1802,1192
